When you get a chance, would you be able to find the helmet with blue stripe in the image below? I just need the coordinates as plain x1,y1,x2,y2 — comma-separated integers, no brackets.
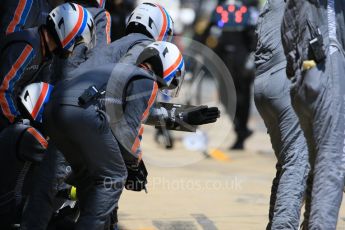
136,41,185,97
46,3,95,56
19,82,54,123
126,3,174,42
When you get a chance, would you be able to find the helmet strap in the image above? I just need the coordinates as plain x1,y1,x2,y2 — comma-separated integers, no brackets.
45,16,70,58
139,63,151,71
39,26,53,60
125,22,154,39
139,63,165,88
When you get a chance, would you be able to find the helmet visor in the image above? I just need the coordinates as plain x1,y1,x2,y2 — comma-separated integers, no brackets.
166,28,174,42
86,33,97,50
161,69,185,98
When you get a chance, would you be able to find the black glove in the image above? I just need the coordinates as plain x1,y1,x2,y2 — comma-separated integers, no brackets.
125,160,148,192
182,106,220,126
146,102,220,132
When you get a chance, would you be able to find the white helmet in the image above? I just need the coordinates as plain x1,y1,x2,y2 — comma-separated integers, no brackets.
47,3,96,56
136,41,185,97
19,82,54,122
96,0,106,8
126,3,174,42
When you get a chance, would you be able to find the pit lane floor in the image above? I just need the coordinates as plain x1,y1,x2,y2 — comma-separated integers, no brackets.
118,111,345,230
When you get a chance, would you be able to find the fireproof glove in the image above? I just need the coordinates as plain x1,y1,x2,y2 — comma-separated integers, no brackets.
182,106,220,126
125,160,148,192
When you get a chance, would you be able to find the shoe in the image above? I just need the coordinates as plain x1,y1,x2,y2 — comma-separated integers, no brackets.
155,128,174,149
230,129,253,150
230,140,244,150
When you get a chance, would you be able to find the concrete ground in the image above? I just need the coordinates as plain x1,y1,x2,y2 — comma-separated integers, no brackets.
118,110,345,230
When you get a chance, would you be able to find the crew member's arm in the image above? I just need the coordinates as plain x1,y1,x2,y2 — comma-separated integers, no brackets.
115,78,158,167
93,9,112,47
123,78,158,163
4,0,34,35
1,0,51,37
118,77,157,193
0,42,36,123
145,102,220,132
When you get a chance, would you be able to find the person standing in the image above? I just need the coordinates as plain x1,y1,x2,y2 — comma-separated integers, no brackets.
282,0,345,228
254,0,309,229
199,0,259,149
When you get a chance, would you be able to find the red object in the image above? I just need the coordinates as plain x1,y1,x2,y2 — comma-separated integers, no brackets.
62,4,84,48
228,5,235,13
157,5,168,41
105,11,111,44
235,16,243,23
0,45,34,123
235,11,242,18
30,83,49,120
240,6,248,13
27,127,48,149
6,0,31,34
216,6,224,14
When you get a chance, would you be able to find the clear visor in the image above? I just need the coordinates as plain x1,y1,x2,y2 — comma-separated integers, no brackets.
160,70,184,98
166,28,173,42
85,33,96,50
75,33,97,51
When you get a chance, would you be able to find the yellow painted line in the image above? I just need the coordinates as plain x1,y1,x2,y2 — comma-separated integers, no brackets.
209,149,231,162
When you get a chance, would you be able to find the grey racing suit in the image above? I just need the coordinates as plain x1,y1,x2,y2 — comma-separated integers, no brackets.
254,1,309,229
50,5,112,83
282,0,345,228
22,32,193,229
84,6,111,48
42,63,158,230
69,33,153,78
21,33,153,230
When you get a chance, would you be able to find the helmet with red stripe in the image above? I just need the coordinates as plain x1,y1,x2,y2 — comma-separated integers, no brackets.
126,3,174,42
96,0,106,8
46,3,95,57
136,41,185,97
19,82,54,123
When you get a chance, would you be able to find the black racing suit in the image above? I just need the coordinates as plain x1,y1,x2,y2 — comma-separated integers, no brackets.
0,27,51,227
215,28,256,144
43,63,158,230
20,4,112,229
202,2,258,148
0,0,52,42
0,27,49,128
